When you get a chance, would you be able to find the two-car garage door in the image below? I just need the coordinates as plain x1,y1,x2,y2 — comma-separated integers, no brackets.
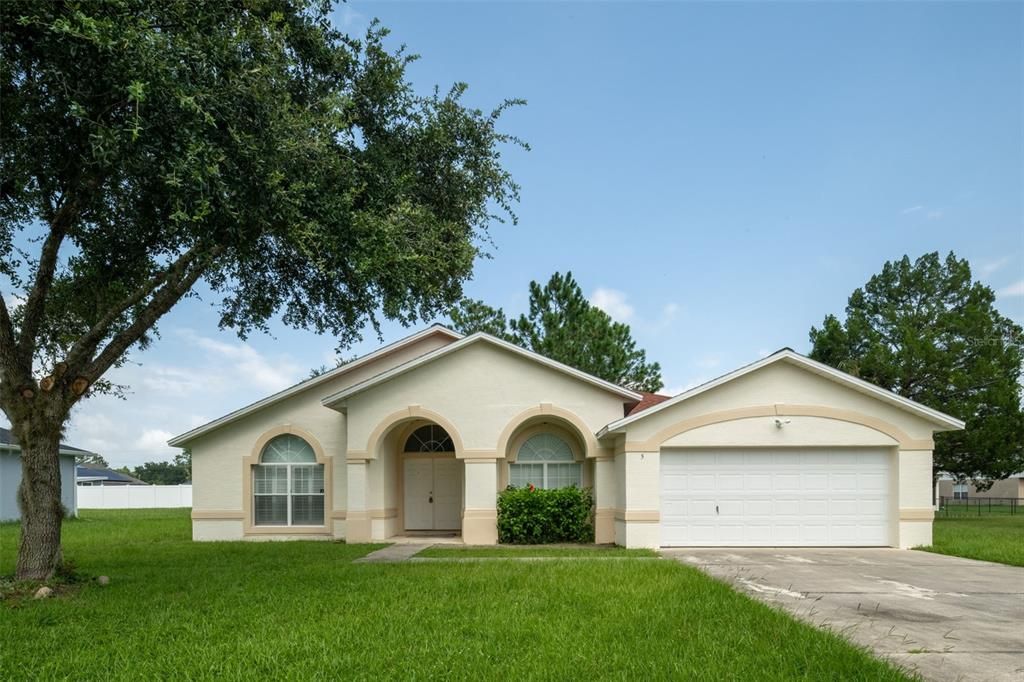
660,449,892,547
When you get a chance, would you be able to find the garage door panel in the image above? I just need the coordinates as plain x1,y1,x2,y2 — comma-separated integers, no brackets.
744,474,772,491
660,448,891,547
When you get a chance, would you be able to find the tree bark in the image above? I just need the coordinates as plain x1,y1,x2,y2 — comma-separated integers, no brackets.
14,422,65,580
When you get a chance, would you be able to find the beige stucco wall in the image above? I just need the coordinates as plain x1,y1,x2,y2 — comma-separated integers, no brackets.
938,477,1023,499
609,360,946,549
618,361,940,448
343,341,627,456
339,340,629,543
188,331,454,541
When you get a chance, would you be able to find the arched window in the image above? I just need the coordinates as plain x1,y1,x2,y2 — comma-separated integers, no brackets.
404,424,454,453
509,433,581,489
253,434,324,526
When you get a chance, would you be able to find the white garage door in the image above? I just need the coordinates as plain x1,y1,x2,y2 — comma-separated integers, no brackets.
660,449,892,547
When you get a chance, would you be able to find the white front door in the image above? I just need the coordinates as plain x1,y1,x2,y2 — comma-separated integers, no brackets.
660,448,892,547
432,459,461,530
404,457,461,531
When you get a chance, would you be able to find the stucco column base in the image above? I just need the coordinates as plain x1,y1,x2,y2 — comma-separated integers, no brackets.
462,509,498,544
616,515,661,549
898,521,931,549
594,509,615,544
346,511,372,543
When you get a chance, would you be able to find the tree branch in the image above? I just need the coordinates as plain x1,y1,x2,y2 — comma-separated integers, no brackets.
15,197,81,369
0,292,22,387
78,245,225,392
62,245,202,373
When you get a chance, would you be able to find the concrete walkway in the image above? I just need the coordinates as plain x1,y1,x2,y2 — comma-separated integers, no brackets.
353,543,431,563
663,548,1024,682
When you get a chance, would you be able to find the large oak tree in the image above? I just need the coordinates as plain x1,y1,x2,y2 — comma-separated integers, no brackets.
809,253,1024,487
0,0,522,579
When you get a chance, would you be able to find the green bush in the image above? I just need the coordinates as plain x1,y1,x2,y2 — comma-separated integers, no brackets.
497,486,594,544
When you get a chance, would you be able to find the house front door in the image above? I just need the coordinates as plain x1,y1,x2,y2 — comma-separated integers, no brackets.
403,457,461,531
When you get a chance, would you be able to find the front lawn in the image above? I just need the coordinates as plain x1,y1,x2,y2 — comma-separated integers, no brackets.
918,515,1024,567
1,509,911,680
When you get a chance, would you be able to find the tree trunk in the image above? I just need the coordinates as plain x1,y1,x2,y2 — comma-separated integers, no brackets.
15,425,65,580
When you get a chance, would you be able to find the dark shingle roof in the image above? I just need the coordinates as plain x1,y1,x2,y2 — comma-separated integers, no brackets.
75,466,148,484
0,426,92,455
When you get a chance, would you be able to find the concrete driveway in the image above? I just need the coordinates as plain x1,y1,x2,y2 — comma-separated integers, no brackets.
662,548,1024,682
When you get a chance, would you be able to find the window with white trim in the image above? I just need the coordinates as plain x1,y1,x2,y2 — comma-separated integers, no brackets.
253,434,324,526
952,482,969,500
509,433,581,489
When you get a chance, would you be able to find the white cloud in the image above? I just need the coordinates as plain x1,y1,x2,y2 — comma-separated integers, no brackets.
757,348,772,358
899,205,943,220
134,429,175,458
179,330,300,393
659,385,687,397
338,3,363,27
60,330,305,468
979,257,1011,277
590,287,635,322
998,280,1024,297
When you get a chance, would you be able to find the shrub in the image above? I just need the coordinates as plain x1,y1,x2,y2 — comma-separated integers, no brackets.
497,485,594,544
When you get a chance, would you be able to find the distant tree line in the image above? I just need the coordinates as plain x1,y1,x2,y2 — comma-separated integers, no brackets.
79,450,191,485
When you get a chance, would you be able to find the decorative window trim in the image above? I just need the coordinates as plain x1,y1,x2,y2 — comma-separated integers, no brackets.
403,424,455,453
242,425,333,536
509,431,582,490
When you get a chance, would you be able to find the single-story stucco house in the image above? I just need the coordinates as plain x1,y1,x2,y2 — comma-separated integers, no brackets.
938,474,1024,501
170,325,964,549
0,426,82,521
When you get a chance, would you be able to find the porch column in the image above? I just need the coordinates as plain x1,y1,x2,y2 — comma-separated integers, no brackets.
593,456,616,544
463,459,498,545
615,450,661,549
346,458,372,543
897,449,934,549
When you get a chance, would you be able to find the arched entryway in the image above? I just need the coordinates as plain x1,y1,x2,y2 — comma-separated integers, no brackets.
399,423,463,533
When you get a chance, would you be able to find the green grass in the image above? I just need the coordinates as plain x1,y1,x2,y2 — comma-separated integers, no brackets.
0,509,912,680
918,514,1024,567
417,545,658,558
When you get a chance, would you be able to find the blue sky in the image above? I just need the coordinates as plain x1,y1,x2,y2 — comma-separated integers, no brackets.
31,2,1024,466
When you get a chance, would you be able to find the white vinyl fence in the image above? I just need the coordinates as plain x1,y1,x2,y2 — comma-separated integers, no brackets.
78,484,192,509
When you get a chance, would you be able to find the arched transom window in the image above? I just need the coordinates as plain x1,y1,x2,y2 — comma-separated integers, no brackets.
404,424,454,453
510,433,581,489
253,434,324,526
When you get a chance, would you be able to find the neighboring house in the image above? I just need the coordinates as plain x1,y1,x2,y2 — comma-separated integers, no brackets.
0,426,83,521
76,466,150,486
938,475,1024,500
170,325,963,549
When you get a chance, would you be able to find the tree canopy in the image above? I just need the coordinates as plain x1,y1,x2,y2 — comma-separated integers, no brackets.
0,0,522,579
809,252,1024,486
449,272,664,392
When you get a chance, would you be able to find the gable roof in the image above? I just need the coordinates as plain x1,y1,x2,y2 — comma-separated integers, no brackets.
598,348,965,437
321,332,643,408
0,426,93,456
167,325,462,447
